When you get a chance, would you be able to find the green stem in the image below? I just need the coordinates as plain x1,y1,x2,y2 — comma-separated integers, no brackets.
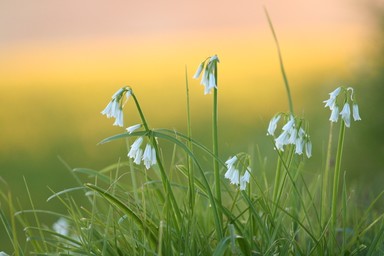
185,66,195,212
331,121,346,251
264,7,294,115
131,91,182,231
212,64,222,228
322,122,334,222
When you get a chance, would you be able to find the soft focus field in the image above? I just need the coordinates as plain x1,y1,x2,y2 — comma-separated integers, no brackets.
1,1,384,253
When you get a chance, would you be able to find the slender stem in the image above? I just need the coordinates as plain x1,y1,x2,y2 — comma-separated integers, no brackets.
331,121,346,251
185,66,195,211
131,91,182,231
212,64,222,227
322,122,334,222
264,7,294,115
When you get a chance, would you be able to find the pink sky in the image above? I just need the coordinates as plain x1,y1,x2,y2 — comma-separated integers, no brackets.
0,0,374,46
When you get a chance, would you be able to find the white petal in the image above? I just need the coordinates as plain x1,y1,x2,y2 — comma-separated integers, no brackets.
193,62,204,79
352,104,361,121
126,124,142,134
267,115,281,136
340,103,351,127
329,105,339,122
305,140,312,158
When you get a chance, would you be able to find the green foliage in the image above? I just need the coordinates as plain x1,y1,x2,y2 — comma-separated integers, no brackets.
2,10,384,256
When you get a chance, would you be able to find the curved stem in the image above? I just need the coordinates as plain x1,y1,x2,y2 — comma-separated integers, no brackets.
264,7,294,114
213,64,222,229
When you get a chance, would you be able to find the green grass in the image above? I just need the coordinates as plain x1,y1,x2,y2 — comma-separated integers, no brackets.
1,12,384,256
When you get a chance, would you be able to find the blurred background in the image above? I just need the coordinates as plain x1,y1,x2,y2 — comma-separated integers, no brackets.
1,0,383,250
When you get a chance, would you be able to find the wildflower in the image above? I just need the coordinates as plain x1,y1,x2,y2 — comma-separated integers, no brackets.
133,148,143,165
101,87,131,127
224,154,251,190
128,137,143,159
329,105,339,122
305,140,312,158
126,124,142,134
53,217,70,236
340,102,351,127
239,168,251,190
193,55,220,95
323,86,341,109
352,104,361,121
142,144,157,169
0,252,9,256
267,114,281,136
275,130,290,151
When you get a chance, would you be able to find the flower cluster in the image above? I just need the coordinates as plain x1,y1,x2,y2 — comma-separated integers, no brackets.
193,55,220,95
267,114,312,158
101,87,132,127
128,137,157,169
224,154,251,190
323,86,361,127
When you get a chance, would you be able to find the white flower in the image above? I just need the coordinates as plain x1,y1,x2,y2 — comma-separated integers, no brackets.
193,55,220,95
323,87,341,109
267,115,281,136
193,62,205,79
340,103,351,127
113,108,124,127
133,148,143,165
305,140,312,158
126,124,142,134
101,100,120,119
128,137,143,159
0,252,10,256
275,130,290,151
352,104,361,121
142,144,156,169
225,156,237,167
329,105,339,122
225,167,240,185
101,87,131,127
239,168,251,190
53,217,70,236
282,116,295,131
151,147,157,166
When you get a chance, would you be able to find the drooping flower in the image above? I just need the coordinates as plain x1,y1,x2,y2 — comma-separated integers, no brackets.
52,217,70,236
126,123,142,134
193,55,220,95
239,168,251,190
352,104,361,121
329,105,339,122
128,137,143,159
142,144,157,169
101,87,131,127
133,148,143,165
340,102,351,128
267,114,281,136
305,140,312,158
323,86,341,109
324,86,361,128
224,154,251,190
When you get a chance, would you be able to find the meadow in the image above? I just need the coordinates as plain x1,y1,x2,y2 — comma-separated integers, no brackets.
1,7,384,255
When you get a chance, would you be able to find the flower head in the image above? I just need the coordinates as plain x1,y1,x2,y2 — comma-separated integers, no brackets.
128,137,143,159
126,123,142,134
101,87,131,127
324,86,361,128
52,217,70,236
352,104,361,121
340,102,351,128
239,168,251,191
224,153,251,190
142,144,157,169
193,55,220,95
267,114,281,136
